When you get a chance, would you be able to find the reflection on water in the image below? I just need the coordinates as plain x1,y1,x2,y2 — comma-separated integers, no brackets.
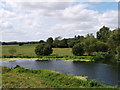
1,60,119,86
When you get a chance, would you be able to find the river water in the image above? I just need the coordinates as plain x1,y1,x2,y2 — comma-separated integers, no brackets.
1,60,119,87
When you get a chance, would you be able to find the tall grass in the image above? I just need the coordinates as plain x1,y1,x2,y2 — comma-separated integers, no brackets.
2,66,117,88
2,55,94,61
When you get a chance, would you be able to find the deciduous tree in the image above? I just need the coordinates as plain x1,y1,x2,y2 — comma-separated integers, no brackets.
35,43,53,56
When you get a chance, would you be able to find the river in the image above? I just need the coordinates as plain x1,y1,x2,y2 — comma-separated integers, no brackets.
1,60,119,87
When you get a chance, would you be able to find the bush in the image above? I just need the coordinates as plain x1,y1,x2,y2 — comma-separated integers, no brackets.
72,43,84,56
93,52,114,62
88,80,101,87
14,65,21,69
19,43,24,46
35,43,53,56
116,46,120,61
95,41,109,52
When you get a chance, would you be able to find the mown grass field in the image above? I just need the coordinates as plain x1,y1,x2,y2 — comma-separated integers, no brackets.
1,66,117,88
1,45,95,61
1,45,73,57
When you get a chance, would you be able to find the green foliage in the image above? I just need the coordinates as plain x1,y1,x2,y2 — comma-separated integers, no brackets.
67,39,76,48
35,43,53,56
19,43,24,46
88,80,101,87
2,55,36,58
2,27,120,63
72,43,84,56
39,40,45,43
67,35,84,48
46,37,53,46
57,39,68,48
97,26,111,42
82,34,97,55
95,41,109,52
53,36,62,48
108,28,120,54
106,28,120,62
116,46,120,61
2,55,94,62
93,52,114,62
14,65,21,69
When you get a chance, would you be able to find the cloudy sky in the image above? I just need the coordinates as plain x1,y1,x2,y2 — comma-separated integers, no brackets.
0,0,118,42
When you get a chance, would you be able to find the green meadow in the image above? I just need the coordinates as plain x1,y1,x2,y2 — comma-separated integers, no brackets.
2,45,73,56
1,45,94,61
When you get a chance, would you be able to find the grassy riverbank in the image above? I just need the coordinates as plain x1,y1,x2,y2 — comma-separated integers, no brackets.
2,55,94,61
1,66,117,88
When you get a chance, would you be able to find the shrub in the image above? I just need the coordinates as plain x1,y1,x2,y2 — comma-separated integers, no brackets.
88,80,101,87
19,43,24,46
93,52,114,62
116,46,120,61
35,43,53,56
14,65,21,69
95,41,109,52
72,43,84,56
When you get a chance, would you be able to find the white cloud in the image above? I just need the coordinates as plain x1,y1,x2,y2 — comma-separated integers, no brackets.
4,0,118,2
5,0,76,2
0,9,16,19
0,1,118,41
59,8,99,22
85,0,103,2
0,21,13,34
6,1,73,11
99,10,118,29
45,4,117,38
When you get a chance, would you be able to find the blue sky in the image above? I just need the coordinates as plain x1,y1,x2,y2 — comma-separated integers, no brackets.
0,1,118,41
87,2,118,13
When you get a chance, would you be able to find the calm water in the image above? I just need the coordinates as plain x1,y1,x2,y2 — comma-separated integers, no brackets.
1,60,119,86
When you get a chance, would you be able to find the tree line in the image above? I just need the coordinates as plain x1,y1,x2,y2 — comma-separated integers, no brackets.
35,26,120,62
1,26,120,62
1,41,39,46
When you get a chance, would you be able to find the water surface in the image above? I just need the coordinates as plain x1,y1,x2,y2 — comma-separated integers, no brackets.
1,60,119,86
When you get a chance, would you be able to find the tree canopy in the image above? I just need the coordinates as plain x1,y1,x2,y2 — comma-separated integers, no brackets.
35,43,53,56
97,26,111,42
72,43,84,56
